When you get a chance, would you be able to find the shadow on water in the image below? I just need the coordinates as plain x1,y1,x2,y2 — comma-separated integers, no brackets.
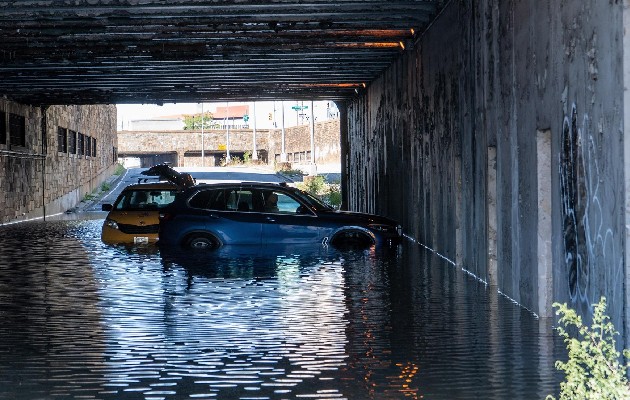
0,219,564,399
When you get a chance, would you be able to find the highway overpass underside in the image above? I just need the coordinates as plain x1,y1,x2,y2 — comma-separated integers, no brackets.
1,0,629,350
343,0,630,346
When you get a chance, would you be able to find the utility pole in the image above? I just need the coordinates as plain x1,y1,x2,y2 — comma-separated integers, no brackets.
309,100,316,175
201,102,205,167
281,101,286,162
252,101,258,160
226,101,231,162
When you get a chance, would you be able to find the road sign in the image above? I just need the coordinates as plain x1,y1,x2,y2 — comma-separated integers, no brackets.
291,105,308,111
243,114,249,122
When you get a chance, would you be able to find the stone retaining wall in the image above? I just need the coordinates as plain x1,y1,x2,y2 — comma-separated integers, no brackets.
118,119,340,169
0,99,118,223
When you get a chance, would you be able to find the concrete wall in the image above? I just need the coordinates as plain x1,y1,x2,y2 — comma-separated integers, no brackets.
345,0,626,339
268,119,341,167
0,99,118,223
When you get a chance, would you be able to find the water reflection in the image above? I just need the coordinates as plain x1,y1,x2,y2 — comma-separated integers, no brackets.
0,219,563,399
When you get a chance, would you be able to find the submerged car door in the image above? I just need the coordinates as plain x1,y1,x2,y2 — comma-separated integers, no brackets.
191,187,263,245
259,189,320,244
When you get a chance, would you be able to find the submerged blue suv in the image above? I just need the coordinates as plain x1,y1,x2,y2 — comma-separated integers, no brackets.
158,182,402,249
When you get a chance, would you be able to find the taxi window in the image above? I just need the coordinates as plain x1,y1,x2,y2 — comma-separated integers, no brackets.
114,189,177,211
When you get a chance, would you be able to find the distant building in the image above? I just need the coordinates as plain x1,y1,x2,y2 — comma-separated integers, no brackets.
119,101,340,132
212,104,250,129
128,115,185,131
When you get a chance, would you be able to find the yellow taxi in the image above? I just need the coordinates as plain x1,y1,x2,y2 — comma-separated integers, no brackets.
101,182,179,245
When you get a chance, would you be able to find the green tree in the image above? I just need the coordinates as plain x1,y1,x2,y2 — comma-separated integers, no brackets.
547,297,630,400
183,112,214,130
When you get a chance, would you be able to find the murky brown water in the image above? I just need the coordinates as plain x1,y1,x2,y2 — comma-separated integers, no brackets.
0,218,564,399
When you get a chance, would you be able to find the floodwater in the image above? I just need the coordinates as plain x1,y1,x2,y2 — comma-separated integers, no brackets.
0,216,564,400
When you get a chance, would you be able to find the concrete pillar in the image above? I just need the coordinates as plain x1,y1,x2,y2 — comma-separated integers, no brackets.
252,102,258,160
309,100,317,176
337,101,349,211
455,156,463,267
487,146,498,286
537,129,553,318
280,101,287,162
623,2,630,350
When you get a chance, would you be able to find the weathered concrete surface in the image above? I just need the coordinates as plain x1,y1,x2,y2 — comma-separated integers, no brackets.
345,0,626,342
0,100,118,223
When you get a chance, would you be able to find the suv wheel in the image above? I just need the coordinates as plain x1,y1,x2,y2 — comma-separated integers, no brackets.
185,234,220,250
330,230,373,249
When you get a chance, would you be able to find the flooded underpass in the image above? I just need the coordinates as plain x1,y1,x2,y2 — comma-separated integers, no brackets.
0,216,564,399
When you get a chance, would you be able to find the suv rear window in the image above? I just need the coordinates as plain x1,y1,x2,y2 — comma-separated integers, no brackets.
189,188,258,212
114,189,178,211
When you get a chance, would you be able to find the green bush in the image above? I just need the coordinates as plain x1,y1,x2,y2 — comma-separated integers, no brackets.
302,175,325,195
114,163,125,175
101,182,111,192
297,177,342,209
547,297,630,400
326,184,342,209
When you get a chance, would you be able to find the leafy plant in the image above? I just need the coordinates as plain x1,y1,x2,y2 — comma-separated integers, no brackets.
326,184,342,209
183,112,214,130
114,163,125,175
100,182,111,192
547,297,630,400
297,177,342,209
302,175,325,195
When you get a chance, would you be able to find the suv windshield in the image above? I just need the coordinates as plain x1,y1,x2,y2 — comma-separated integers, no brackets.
114,189,178,211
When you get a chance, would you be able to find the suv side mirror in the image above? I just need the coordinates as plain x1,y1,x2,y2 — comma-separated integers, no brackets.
102,204,113,211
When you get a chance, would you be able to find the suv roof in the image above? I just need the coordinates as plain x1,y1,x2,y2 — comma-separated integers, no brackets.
122,182,178,191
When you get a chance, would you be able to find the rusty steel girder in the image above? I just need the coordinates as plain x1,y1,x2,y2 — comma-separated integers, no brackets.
0,1,443,105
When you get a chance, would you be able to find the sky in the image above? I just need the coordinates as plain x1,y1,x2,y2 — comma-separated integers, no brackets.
117,102,201,121
116,101,339,130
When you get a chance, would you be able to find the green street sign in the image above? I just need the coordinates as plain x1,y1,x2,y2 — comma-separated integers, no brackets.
291,105,308,111
243,114,249,122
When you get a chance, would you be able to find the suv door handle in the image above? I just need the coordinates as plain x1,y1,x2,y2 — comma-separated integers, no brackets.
265,216,276,222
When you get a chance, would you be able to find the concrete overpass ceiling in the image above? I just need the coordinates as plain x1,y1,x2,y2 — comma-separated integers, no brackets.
0,0,444,105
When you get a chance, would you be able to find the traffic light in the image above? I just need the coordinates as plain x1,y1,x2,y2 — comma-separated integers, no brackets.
268,113,273,120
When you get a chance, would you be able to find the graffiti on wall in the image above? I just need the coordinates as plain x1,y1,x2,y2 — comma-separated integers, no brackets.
559,103,621,305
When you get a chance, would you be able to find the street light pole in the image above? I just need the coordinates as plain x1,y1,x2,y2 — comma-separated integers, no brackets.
201,102,205,167
226,101,231,162
309,100,316,175
252,101,258,160
281,101,286,162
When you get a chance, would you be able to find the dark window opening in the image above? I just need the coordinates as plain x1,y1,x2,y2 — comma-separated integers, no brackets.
85,135,91,157
92,137,97,157
57,127,68,153
78,132,84,156
68,130,77,154
9,113,25,147
0,112,6,145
